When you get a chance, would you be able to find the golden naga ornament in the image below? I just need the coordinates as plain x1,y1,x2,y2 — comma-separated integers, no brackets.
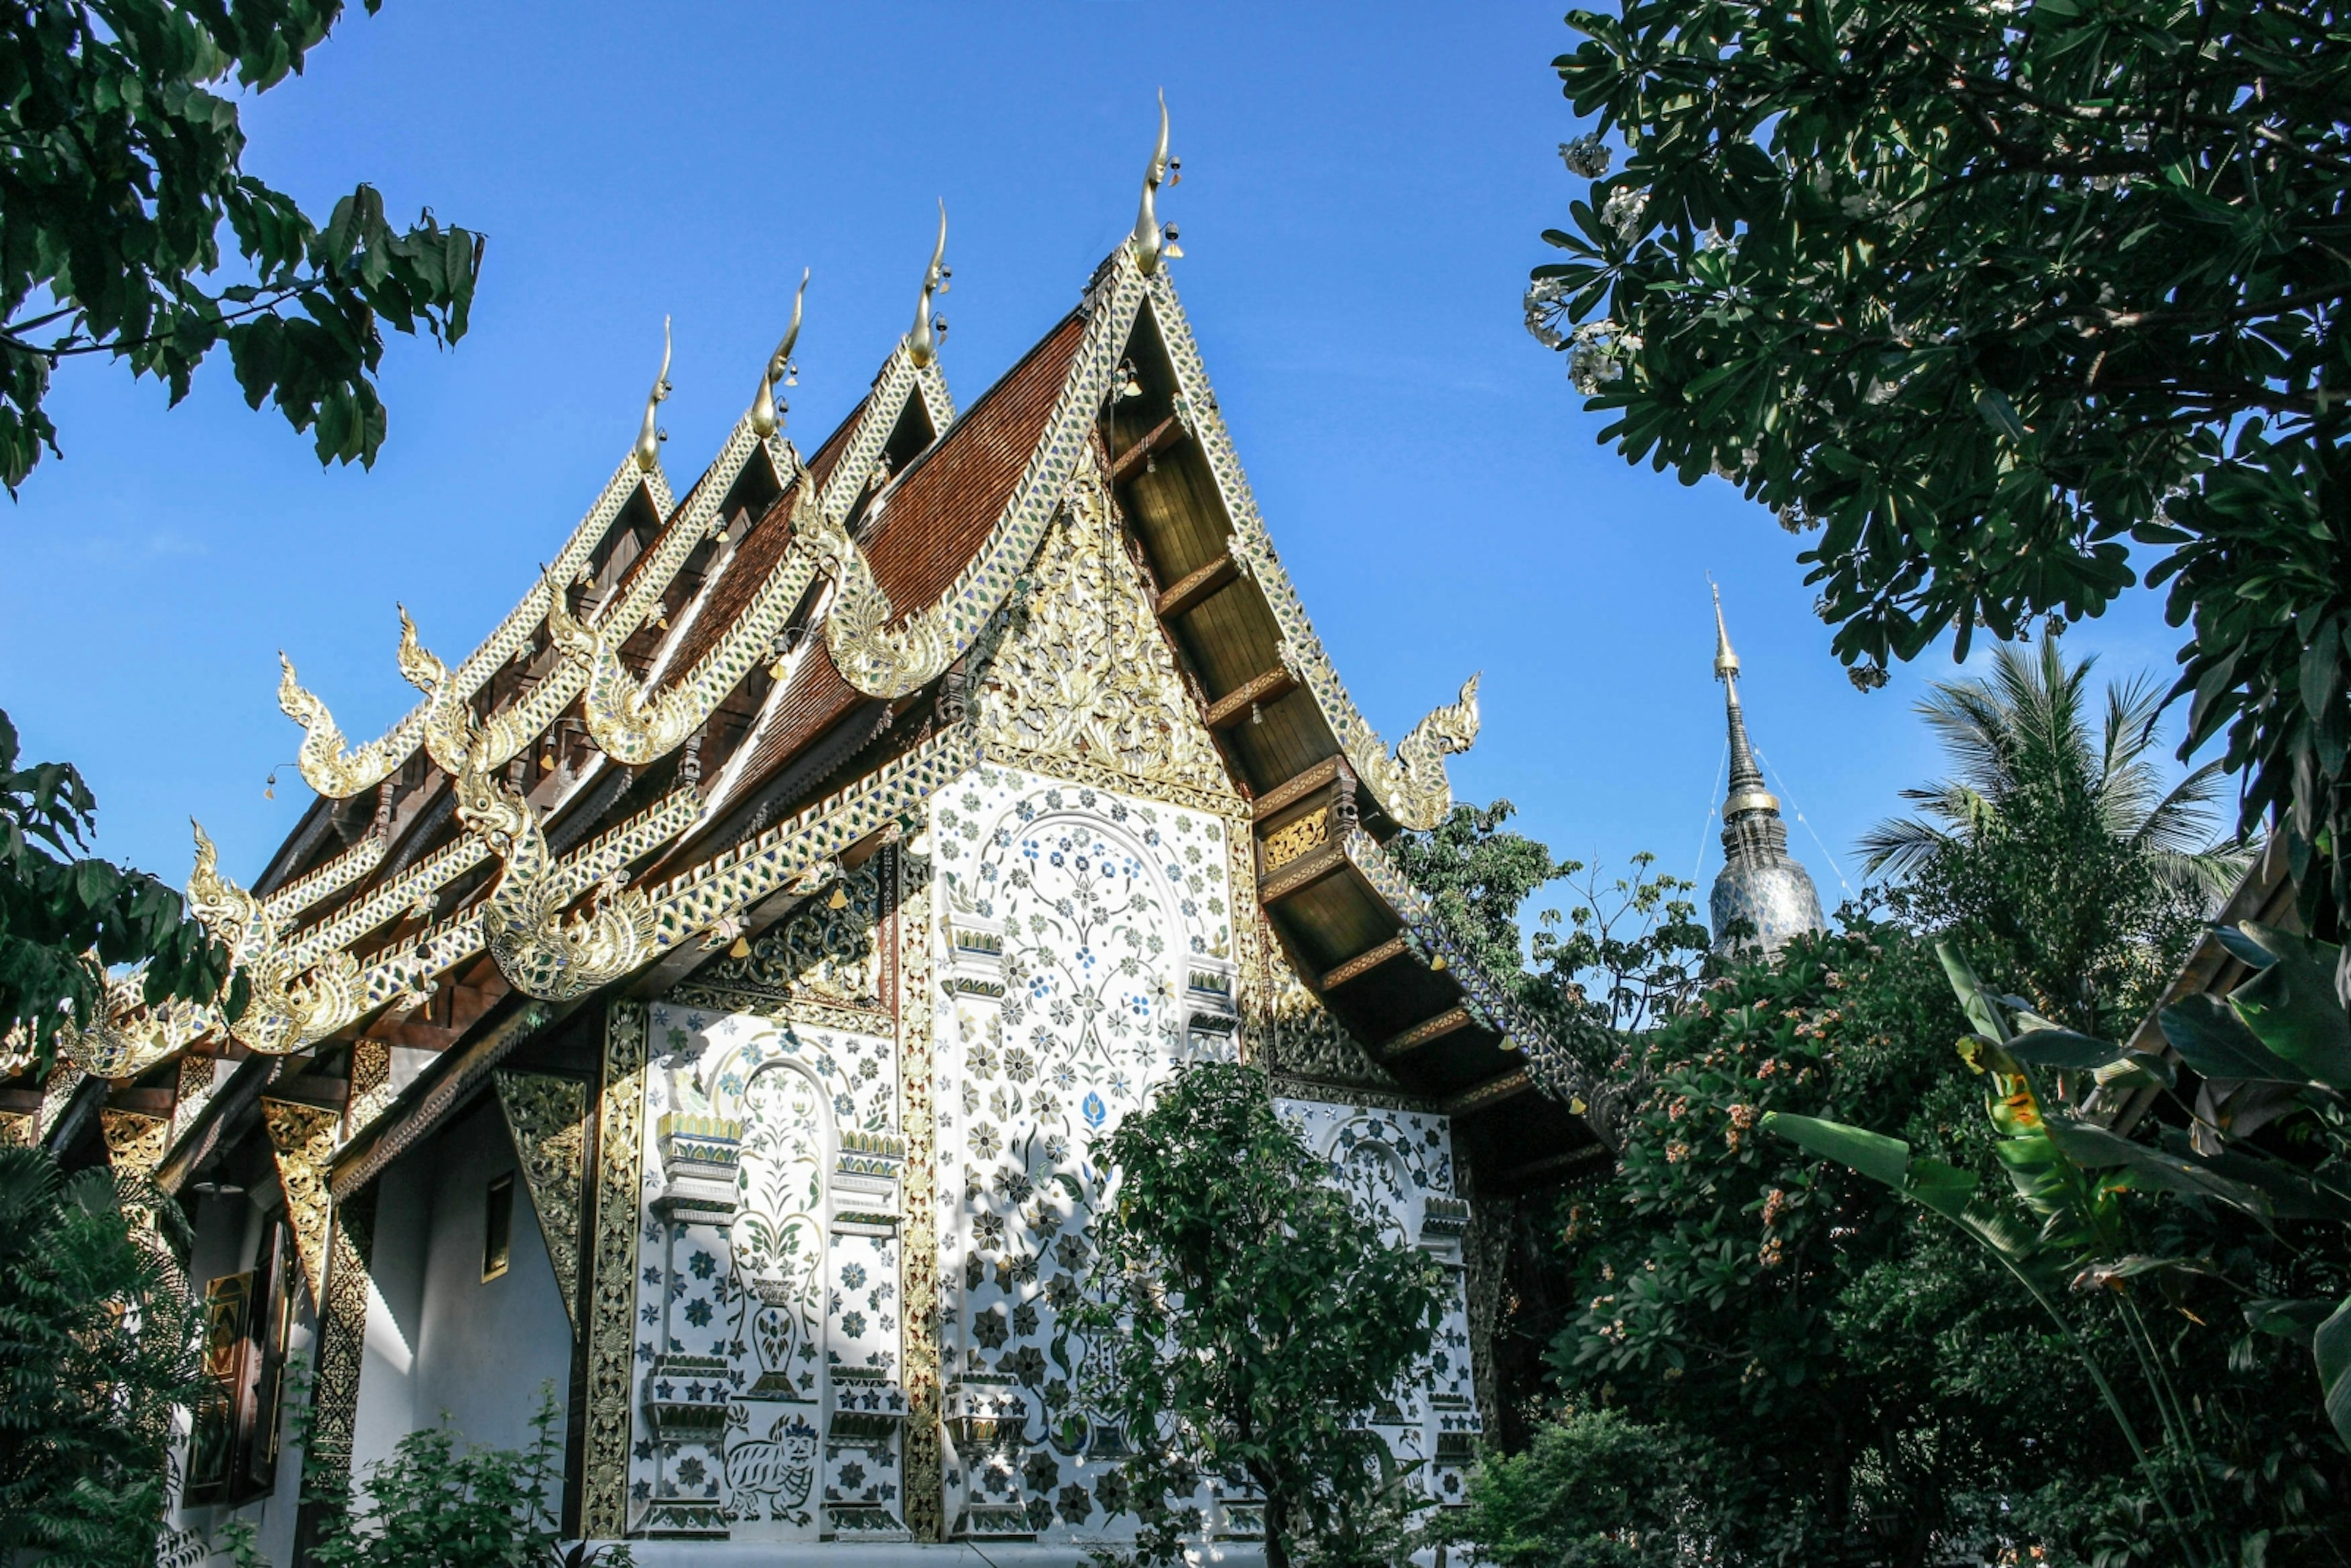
1350,675,1483,833
276,452,676,801
187,824,366,1056
452,751,666,1002
546,484,827,767
1131,91,1182,276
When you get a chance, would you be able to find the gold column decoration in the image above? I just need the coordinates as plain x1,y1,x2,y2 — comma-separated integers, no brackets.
493,1071,590,1333
580,1002,649,1540
262,1100,342,1307
99,1110,170,1179
346,1040,395,1136
897,848,944,1542
293,1187,377,1560
0,1113,28,1147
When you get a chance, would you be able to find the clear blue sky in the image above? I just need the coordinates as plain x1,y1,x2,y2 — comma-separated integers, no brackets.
1,0,2194,919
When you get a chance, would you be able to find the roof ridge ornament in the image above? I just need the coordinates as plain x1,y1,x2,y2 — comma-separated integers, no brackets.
751,271,809,439
635,316,673,472
1132,90,1182,276
908,202,949,368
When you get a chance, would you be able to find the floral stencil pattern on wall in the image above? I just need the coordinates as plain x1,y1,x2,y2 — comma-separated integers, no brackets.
624,1004,904,1538
930,765,1239,1535
1276,1098,1480,1502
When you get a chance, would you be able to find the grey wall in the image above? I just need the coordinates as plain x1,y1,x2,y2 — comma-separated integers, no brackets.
354,1095,575,1472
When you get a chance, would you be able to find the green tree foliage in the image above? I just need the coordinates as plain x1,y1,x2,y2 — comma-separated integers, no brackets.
1442,1409,1714,1567
1862,638,2249,1035
1074,1061,1446,1568
1523,918,2143,1564
300,1386,623,1568
0,0,486,490
0,1144,207,1568
1529,0,2351,923
1,709,232,1068
1393,802,1707,1073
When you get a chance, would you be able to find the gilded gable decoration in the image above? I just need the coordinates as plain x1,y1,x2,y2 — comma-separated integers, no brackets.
973,459,1233,801
673,857,888,1024
99,1109,170,1179
453,752,681,1003
493,1070,591,1331
815,246,1150,700
549,484,830,766
636,315,675,473
261,1097,341,1306
749,271,808,440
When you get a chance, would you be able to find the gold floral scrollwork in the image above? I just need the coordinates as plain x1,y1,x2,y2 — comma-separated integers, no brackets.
973,468,1234,798
261,1098,342,1306
1259,808,1330,872
454,753,664,1002
547,485,828,766
494,1071,590,1332
99,1109,169,1179
1346,675,1482,833
580,1002,649,1540
809,503,955,699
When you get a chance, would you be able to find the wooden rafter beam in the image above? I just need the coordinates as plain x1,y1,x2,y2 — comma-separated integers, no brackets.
1494,1143,1611,1185
1321,935,1407,992
1205,668,1297,730
1381,1006,1472,1059
1254,756,1348,822
1441,1070,1533,1118
1155,553,1237,621
1258,841,1347,904
1109,413,1188,482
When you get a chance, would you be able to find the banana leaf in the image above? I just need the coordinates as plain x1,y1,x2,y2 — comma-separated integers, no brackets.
2317,1297,2351,1447
1766,1112,2055,1286
2003,1028,2131,1071
2039,1114,2274,1219
1938,942,2012,1044
2161,992,2311,1086
2154,1131,2351,1223
2245,1298,2338,1345
2229,923,2351,1093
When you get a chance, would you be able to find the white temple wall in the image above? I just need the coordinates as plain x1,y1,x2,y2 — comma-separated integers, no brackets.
606,761,1473,1545
171,1187,313,1568
384,1098,574,1459
351,1151,427,1476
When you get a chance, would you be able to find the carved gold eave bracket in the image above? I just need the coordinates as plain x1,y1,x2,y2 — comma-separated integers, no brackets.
1140,268,1481,831
494,1070,590,1332
262,1097,343,1307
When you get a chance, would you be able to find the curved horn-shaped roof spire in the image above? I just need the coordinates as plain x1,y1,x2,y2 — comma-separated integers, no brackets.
1133,90,1181,275
1710,577,1740,681
634,316,673,472
908,202,948,367
752,269,809,438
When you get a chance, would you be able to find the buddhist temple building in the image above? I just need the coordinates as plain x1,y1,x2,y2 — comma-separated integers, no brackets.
0,105,1609,1561
1706,588,1826,957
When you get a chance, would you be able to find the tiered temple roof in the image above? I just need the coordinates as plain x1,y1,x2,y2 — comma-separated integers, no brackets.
6,105,1605,1194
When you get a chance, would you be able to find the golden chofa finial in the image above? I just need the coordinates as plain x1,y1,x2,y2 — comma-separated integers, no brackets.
907,202,950,368
634,316,673,472
1132,89,1183,275
1710,578,1741,681
752,270,809,438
